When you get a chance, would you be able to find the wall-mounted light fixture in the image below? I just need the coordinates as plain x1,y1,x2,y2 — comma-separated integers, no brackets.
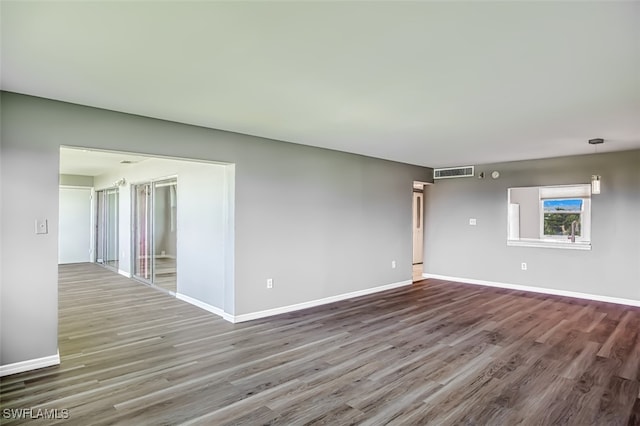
588,138,604,195
591,175,601,195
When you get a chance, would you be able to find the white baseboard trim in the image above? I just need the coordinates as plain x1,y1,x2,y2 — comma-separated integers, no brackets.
423,273,640,308
232,280,413,323
0,350,60,377
176,293,234,323
177,280,412,324
118,269,132,278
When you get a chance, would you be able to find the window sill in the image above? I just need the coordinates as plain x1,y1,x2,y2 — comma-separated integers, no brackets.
507,239,592,250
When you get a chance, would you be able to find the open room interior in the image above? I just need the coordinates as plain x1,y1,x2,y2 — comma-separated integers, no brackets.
58,147,234,304
1,1,639,424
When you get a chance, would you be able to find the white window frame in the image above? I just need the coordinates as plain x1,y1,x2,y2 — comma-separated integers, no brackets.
539,197,591,242
537,184,591,243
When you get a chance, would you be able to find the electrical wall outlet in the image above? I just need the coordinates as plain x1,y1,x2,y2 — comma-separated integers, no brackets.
267,278,273,289
469,218,477,226
521,262,527,271
391,260,396,269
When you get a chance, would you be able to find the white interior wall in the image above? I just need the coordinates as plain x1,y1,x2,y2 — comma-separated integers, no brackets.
509,187,540,239
58,186,92,264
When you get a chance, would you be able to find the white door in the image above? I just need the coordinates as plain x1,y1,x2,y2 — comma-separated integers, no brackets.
59,187,92,264
412,191,424,264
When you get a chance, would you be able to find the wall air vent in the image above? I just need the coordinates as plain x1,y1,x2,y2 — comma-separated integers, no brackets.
433,166,475,180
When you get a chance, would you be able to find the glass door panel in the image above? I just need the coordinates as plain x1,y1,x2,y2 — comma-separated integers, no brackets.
133,183,152,281
105,189,119,269
96,191,105,263
95,188,119,270
152,179,177,292
132,179,178,293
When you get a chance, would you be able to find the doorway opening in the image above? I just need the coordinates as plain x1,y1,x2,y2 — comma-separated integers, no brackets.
412,181,426,282
59,146,235,316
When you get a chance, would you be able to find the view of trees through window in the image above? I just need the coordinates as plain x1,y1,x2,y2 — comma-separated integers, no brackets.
543,199,583,237
544,213,581,236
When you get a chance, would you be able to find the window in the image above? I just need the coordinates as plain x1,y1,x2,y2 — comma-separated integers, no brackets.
507,184,592,250
542,199,583,238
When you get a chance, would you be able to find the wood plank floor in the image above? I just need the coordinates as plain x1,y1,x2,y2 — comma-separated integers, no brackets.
2,263,640,425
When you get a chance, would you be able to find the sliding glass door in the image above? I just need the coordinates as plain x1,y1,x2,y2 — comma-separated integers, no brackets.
95,188,119,270
153,180,178,291
133,179,177,293
133,183,152,281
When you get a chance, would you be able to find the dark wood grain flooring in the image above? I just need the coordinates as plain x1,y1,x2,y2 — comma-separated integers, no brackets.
2,263,640,425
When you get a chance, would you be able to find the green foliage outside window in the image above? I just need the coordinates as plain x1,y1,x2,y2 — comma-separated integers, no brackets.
543,213,581,236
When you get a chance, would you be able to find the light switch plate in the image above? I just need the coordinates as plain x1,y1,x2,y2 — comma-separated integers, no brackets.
35,219,48,234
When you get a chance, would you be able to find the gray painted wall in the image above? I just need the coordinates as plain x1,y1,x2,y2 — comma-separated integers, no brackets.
0,92,430,366
424,150,640,300
1,98,60,366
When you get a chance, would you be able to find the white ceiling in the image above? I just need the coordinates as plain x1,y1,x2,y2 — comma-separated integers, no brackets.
59,147,150,176
2,1,639,168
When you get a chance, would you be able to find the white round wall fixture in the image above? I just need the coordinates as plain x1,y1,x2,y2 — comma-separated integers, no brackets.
491,171,500,179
